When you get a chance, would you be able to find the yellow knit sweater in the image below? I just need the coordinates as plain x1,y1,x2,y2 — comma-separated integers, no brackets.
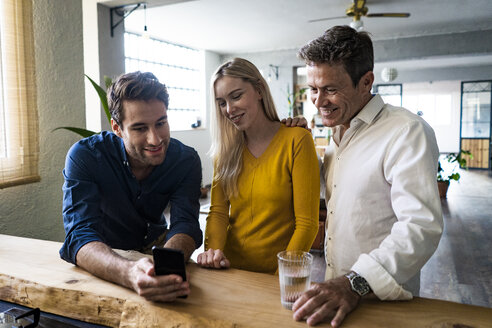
205,125,320,274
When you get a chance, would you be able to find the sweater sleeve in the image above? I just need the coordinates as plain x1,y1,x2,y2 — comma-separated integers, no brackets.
204,174,230,251
285,132,320,252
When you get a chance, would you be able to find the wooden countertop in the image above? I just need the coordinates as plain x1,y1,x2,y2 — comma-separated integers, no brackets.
0,234,490,327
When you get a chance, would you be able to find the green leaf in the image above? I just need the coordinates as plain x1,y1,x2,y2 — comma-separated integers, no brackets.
456,149,473,169
449,173,460,181
52,127,98,138
446,153,457,163
85,74,111,124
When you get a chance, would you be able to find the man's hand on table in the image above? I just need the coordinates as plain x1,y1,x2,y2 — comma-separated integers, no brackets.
129,257,190,302
196,248,230,269
76,241,190,302
292,275,360,327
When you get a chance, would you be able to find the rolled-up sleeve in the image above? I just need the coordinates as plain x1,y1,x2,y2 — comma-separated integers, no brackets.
60,143,105,264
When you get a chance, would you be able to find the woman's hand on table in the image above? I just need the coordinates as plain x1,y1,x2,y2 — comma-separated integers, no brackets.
129,257,190,302
196,248,230,269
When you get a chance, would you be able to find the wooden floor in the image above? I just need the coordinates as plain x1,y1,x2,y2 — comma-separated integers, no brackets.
311,168,492,308
421,169,492,307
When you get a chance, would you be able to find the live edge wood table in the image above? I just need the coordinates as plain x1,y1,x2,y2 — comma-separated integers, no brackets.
0,235,490,328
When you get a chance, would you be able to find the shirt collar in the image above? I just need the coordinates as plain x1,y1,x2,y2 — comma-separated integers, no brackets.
114,134,131,168
354,94,385,125
332,94,385,145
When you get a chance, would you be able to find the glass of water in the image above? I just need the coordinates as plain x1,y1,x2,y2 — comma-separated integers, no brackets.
277,250,313,310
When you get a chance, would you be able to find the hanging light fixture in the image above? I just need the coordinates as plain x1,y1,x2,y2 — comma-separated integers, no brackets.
142,3,150,39
381,67,398,82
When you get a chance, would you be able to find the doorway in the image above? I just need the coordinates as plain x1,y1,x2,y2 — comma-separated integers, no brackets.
460,81,491,169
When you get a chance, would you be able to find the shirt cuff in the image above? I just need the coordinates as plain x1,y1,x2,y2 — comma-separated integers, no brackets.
59,234,102,265
166,223,203,249
351,253,413,300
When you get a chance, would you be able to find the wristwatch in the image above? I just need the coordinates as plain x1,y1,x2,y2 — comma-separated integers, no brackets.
345,271,371,296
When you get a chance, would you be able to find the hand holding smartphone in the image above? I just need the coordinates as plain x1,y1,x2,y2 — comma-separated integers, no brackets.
152,246,187,280
152,246,188,298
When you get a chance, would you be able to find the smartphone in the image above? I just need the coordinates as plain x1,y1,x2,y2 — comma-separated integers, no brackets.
151,246,187,281
152,246,188,299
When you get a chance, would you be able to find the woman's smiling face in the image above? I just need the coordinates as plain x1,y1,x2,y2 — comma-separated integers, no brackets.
214,76,264,131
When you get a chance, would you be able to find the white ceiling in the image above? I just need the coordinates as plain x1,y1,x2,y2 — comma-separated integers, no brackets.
100,0,492,72
109,0,492,54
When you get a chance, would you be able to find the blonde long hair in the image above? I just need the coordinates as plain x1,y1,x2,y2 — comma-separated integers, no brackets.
210,58,279,198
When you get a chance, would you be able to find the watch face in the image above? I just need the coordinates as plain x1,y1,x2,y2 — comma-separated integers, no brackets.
353,276,371,295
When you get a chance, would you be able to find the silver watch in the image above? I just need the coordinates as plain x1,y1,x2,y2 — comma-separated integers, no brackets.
345,271,371,296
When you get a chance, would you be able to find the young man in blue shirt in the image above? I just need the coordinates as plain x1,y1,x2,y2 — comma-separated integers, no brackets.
60,71,202,302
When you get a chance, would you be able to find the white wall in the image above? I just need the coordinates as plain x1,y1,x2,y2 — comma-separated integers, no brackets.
0,0,85,241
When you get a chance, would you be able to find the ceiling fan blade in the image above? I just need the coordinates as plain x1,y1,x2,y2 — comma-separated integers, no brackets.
308,15,348,23
366,13,410,18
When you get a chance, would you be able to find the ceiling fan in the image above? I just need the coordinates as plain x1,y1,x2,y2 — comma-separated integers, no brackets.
309,0,410,31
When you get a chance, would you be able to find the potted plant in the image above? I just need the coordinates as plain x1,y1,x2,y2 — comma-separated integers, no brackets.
52,75,112,138
437,150,472,198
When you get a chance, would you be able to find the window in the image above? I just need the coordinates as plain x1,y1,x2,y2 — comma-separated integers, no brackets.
401,81,462,153
0,0,39,189
460,81,491,169
402,82,460,127
374,84,402,107
124,32,203,131
461,81,491,138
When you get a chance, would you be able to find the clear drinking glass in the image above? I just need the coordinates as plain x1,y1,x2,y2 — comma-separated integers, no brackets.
277,250,313,310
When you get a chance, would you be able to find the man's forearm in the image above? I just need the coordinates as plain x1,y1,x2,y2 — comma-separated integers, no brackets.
76,241,133,289
164,233,196,261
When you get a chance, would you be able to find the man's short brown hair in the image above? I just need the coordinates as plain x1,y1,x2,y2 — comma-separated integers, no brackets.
298,25,374,87
107,71,169,126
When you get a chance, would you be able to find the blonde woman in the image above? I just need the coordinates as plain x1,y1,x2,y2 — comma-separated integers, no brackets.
197,58,320,274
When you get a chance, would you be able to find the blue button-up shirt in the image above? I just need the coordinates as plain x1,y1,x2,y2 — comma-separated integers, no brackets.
60,131,203,264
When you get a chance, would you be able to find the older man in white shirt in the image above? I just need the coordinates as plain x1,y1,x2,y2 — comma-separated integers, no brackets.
292,25,443,327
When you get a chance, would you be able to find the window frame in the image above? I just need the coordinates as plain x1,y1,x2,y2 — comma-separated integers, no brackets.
0,0,40,189
374,83,402,107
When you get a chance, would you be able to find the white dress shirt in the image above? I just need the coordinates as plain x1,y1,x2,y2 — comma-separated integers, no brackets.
323,94,443,300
